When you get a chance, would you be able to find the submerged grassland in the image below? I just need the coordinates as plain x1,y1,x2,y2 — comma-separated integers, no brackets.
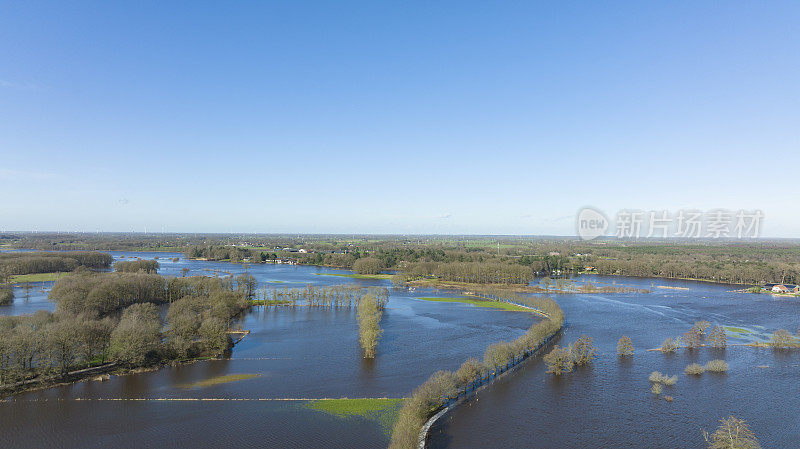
304,398,404,434
178,374,260,389
10,272,69,283
416,296,533,312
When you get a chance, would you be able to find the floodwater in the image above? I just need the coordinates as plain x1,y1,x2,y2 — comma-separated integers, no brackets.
3,253,798,448
0,252,534,448
429,275,800,448
0,282,54,316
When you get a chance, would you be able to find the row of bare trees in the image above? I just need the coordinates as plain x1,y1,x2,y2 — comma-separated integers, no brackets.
389,293,564,449
253,284,389,308
357,294,385,358
402,261,534,285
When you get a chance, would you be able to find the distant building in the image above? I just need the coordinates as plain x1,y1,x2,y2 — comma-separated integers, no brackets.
772,284,789,293
298,248,308,253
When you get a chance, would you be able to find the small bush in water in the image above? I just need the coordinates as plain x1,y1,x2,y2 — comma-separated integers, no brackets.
685,363,705,375
704,360,729,372
651,383,662,395
649,371,677,385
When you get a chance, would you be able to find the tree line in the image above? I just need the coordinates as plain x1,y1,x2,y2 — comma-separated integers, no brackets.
400,261,534,285
389,292,564,449
254,284,389,308
9,234,800,286
357,293,386,358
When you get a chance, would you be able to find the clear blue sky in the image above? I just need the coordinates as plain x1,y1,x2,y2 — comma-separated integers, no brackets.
1,1,798,235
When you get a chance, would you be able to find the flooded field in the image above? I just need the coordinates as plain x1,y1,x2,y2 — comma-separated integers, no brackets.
429,275,800,448
2,253,798,447
0,252,534,448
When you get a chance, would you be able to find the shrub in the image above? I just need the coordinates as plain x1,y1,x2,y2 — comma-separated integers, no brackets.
660,337,679,353
685,363,705,375
703,416,761,449
649,371,677,385
543,345,574,375
651,383,662,395
704,359,729,372
617,335,634,357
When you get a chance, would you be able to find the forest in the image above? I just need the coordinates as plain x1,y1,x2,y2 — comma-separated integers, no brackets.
0,271,252,389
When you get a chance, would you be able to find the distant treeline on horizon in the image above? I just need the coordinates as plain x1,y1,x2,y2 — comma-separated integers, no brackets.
3,233,800,286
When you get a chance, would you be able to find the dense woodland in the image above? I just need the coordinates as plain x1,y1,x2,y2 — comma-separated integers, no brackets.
0,272,252,387
113,259,160,274
0,251,113,281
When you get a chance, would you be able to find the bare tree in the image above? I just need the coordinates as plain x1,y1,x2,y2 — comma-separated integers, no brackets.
660,337,679,353
703,416,761,449
683,325,704,349
570,334,597,365
543,345,574,375
770,329,795,349
617,335,634,357
707,326,727,349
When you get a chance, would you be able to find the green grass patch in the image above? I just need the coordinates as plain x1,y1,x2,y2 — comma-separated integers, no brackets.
178,374,259,389
10,272,69,284
416,296,531,312
724,326,751,334
315,273,394,280
304,398,404,435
